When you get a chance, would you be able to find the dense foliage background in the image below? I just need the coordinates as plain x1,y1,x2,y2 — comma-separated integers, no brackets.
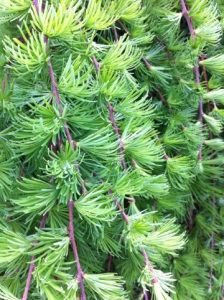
0,0,224,299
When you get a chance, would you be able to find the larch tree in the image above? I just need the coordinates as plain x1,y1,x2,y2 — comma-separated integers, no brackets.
0,0,223,300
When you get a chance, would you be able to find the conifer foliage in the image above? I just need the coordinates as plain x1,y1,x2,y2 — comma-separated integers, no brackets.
0,0,224,299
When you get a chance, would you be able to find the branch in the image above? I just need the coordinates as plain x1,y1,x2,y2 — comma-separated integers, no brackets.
117,20,130,35
201,59,216,294
47,44,87,300
92,56,158,289
92,56,100,73
200,55,209,91
143,290,149,300
33,0,39,12
180,0,195,38
68,200,86,300
108,103,127,170
113,26,119,42
179,0,208,237
114,199,129,224
180,0,204,158
194,65,204,123
48,60,87,299
21,213,48,300
23,2,87,300
142,59,170,109
48,60,76,148
142,57,152,70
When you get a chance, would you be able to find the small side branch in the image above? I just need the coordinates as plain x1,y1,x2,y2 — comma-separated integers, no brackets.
108,103,127,170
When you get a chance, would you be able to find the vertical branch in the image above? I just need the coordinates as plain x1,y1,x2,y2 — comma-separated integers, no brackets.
201,60,216,294
48,61,76,148
22,2,88,300
47,44,87,300
114,199,129,224
68,200,86,300
39,213,48,229
47,61,63,113
46,29,87,300
155,88,169,108
180,0,205,232
180,0,204,133
92,57,127,169
142,57,152,70
47,41,87,300
93,56,158,289
143,290,149,300
22,260,35,300
21,214,48,300
180,0,195,38
201,55,209,91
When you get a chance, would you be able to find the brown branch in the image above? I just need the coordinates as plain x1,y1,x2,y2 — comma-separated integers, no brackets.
180,0,204,129
92,56,158,290
22,2,87,300
22,213,48,300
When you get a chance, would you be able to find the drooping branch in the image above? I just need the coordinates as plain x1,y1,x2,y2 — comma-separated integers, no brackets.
22,260,35,300
22,2,88,300
47,46,87,300
48,55,87,300
92,57,158,297
200,59,217,294
68,200,86,300
180,0,204,158
114,199,129,224
21,213,48,300
48,60,77,149
143,290,149,300
113,26,119,42
180,0,195,38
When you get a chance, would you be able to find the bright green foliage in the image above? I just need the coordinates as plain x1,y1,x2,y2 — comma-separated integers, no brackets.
84,273,128,299
0,229,31,264
31,0,83,38
140,268,175,300
12,104,64,159
75,185,116,225
125,213,185,255
0,0,223,300
3,23,48,74
11,178,59,214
